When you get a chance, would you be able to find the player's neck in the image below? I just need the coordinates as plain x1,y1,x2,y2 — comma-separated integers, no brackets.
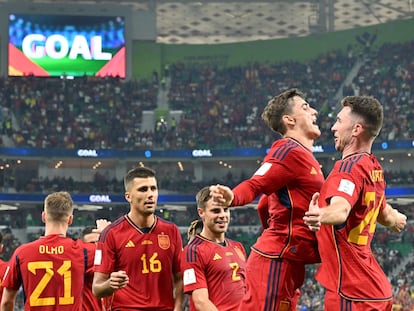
128,212,155,228
284,134,314,151
44,224,68,237
341,140,372,159
200,229,225,244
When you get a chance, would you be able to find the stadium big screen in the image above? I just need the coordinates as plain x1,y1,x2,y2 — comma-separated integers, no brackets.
8,14,126,78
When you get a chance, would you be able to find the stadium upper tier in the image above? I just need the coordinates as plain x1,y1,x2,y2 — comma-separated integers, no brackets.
0,40,413,151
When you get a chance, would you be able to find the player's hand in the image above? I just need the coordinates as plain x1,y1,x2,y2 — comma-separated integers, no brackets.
303,192,321,232
93,219,111,234
209,184,234,206
109,270,129,290
390,212,407,233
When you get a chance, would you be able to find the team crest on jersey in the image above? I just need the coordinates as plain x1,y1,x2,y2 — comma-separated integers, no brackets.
158,233,170,250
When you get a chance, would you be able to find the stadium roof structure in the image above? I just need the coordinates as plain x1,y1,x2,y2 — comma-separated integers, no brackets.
1,0,413,43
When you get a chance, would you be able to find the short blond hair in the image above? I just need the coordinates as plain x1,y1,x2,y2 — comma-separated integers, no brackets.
44,191,74,222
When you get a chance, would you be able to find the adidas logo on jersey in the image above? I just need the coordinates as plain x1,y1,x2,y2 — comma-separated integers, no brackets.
125,240,135,247
213,253,222,260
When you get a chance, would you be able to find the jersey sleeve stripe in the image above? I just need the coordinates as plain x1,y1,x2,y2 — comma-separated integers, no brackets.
338,155,362,173
270,141,298,161
185,238,203,263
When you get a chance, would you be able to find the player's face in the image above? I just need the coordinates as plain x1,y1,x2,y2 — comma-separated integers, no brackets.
289,96,320,139
125,177,158,216
199,199,230,239
331,106,359,153
331,107,353,153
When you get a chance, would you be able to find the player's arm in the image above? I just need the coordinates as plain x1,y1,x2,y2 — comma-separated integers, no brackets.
173,271,184,311
304,193,352,231
377,203,407,233
191,288,219,311
92,270,129,298
1,287,18,311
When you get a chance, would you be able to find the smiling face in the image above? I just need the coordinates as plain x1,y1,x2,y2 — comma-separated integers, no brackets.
331,106,361,153
198,196,230,242
125,176,158,216
287,95,321,140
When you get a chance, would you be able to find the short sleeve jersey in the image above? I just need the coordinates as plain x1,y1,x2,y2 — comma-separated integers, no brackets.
77,240,102,311
232,138,324,263
2,234,94,311
0,258,8,303
182,235,246,311
94,215,183,311
315,153,393,301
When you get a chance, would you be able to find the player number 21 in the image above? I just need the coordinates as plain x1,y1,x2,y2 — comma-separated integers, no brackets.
28,260,74,307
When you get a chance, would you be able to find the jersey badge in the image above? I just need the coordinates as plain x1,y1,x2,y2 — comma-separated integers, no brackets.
94,249,102,265
158,233,170,250
254,162,272,176
125,240,135,247
213,253,222,260
338,179,355,196
183,268,197,285
310,167,318,175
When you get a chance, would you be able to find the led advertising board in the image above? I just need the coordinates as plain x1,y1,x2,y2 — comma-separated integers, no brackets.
8,14,125,77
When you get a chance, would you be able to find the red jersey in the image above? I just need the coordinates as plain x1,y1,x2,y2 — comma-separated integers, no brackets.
95,215,183,311
182,235,246,311
0,259,8,304
78,240,102,311
2,234,94,311
315,153,392,301
232,138,324,263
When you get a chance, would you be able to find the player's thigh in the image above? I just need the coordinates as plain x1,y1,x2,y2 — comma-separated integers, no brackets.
240,252,305,311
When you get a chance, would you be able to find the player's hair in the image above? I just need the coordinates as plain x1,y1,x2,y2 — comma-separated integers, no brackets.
261,88,305,134
44,191,74,222
341,95,384,138
186,186,212,240
187,219,203,241
195,186,212,210
124,166,156,191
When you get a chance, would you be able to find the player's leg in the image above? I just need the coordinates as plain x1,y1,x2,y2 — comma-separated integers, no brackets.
238,251,305,311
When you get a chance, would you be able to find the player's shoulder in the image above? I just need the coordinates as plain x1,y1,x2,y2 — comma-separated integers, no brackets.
183,236,210,258
156,216,180,230
226,238,245,249
337,153,373,173
99,215,127,238
268,138,308,159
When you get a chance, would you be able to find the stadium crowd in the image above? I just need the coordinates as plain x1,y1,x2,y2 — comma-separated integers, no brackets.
0,41,412,151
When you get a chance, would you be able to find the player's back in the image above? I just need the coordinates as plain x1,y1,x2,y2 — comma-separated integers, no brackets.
4,234,92,311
